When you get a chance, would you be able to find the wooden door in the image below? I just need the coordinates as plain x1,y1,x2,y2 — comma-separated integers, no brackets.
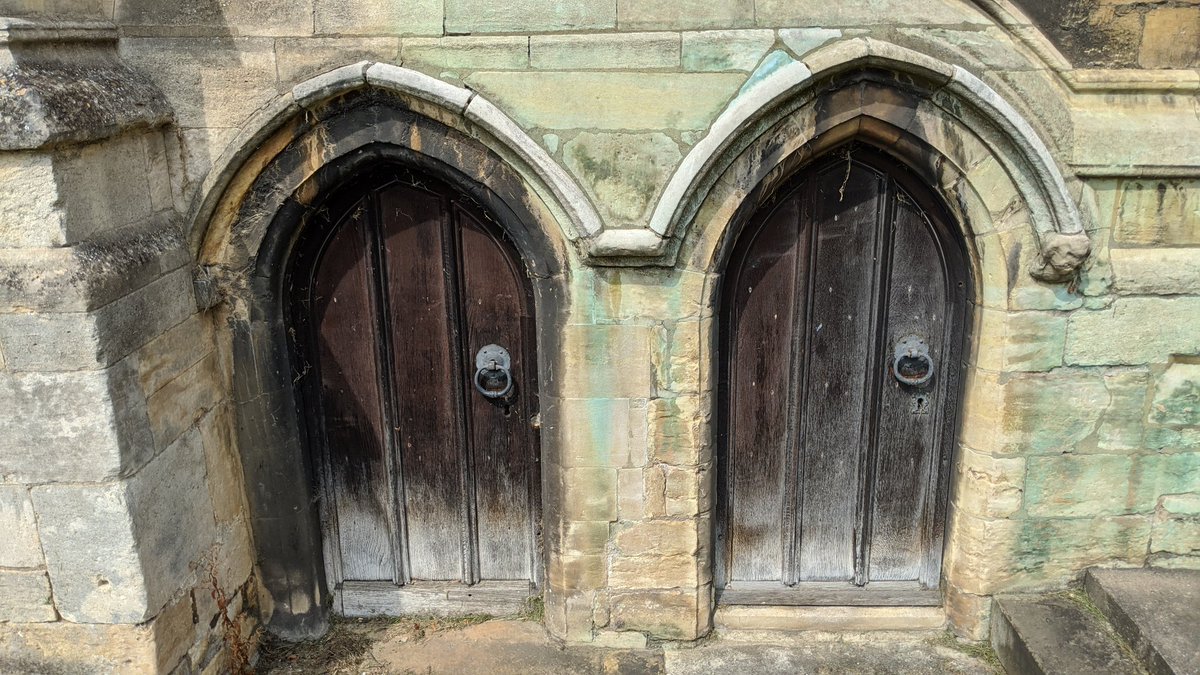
286,169,540,605
717,148,969,605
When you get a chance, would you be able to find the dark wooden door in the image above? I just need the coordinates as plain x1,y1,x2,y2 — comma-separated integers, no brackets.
287,170,540,595
717,148,969,604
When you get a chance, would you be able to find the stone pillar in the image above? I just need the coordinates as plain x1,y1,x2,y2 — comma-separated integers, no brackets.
0,19,254,673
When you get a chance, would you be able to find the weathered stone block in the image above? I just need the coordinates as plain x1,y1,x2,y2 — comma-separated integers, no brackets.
147,351,223,451
275,37,401,85
558,397,645,468
951,446,1024,519
531,33,680,70
617,0,753,29
682,29,775,72
1134,453,1200,508
1112,180,1200,246
652,321,707,395
560,324,653,399
315,0,442,35
593,268,706,325
403,36,530,71
135,313,214,396
664,464,707,517
1139,7,1200,68
1008,515,1152,591
0,361,155,483
1150,518,1200,556
1110,248,1200,295
610,554,697,589
561,467,618,521
614,520,698,557
0,485,44,568
778,28,842,59
617,468,645,520
32,428,217,623
973,309,1065,372
52,132,158,240
608,589,700,639
1149,362,1200,427
119,38,278,128
463,72,745,131
561,520,610,555
0,621,157,674
1025,454,1138,517
563,132,682,229
755,0,989,25
446,0,615,33
1161,493,1200,516
117,0,315,36
0,151,65,248
648,396,704,465
966,369,1109,455
0,571,56,622
0,266,196,372
1066,298,1200,366
199,404,248,526
548,554,607,591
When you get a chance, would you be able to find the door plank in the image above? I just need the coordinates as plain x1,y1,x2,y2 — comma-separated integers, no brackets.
796,163,884,583
379,184,467,582
868,191,947,583
457,206,535,581
727,195,805,582
313,200,396,581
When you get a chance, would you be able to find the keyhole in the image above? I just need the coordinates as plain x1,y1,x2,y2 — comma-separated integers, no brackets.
911,395,929,415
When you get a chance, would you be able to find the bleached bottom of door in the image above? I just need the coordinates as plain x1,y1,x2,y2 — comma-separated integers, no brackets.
718,580,941,607
337,580,535,618
714,604,947,633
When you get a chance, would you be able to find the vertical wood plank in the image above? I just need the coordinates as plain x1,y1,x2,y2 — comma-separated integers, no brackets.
457,206,536,581
796,163,884,583
379,184,466,582
868,190,947,583
312,199,396,581
727,195,803,582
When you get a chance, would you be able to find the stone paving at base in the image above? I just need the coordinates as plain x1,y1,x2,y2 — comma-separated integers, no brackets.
261,618,1000,674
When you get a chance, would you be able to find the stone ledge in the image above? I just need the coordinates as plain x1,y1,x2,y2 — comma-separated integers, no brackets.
715,605,947,632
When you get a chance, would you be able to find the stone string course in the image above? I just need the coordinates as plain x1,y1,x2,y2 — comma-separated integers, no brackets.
1,0,1199,671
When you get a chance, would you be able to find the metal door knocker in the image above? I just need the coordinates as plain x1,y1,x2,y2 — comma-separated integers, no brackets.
892,335,934,387
474,344,514,399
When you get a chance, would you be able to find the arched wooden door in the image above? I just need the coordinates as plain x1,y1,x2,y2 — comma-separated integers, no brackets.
286,168,540,614
717,147,969,605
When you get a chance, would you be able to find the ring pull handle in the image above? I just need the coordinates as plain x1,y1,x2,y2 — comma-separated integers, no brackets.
473,344,514,399
892,335,934,387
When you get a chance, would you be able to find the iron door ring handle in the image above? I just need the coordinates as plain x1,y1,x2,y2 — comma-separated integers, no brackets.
893,335,934,387
474,344,514,399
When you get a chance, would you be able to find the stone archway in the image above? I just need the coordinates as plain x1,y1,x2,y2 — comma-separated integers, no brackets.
192,74,575,638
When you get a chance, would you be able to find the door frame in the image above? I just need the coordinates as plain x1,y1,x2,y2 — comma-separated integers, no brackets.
713,143,975,607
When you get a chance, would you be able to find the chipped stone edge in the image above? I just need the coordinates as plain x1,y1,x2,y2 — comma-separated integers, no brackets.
189,62,605,258
649,38,1089,273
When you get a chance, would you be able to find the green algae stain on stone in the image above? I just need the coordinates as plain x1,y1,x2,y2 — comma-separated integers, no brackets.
1150,362,1200,426
736,49,795,97
562,132,682,230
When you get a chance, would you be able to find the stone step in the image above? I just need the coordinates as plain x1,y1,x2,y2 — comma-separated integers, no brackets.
1085,568,1200,675
990,594,1141,675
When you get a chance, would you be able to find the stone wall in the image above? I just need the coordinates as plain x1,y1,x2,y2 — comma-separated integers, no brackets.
0,0,1198,671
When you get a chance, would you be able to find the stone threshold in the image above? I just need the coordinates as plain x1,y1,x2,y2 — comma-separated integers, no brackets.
714,605,947,632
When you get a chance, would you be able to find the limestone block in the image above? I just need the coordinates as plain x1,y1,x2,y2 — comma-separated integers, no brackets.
561,467,618,521
561,520,609,555
445,0,614,33
714,605,947,631
0,0,108,18
0,362,155,483
652,321,707,396
275,37,401,85
616,0,753,29
593,269,706,327
973,309,1066,372
944,584,991,640
463,72,746,131
965,369,1109,455
608,589,700,639
404,36,530,71
1065,297,1200,366
755,0,989,26
1110,180,1200,246
558,398,644,468
531,33,680,70
1133,453,1200,509
135,313,215,397
0,266,196,372
663,465,707,517
1110,248,1200,295
610,554,697,589
1074,107,1200,178
147,351,223,450
648,396,704,465
199,404,248,526
116,0,315,36
1008,516,1151,591
562,132,682,229
0,571,56,622
560,323,653,399
119,38,278,128
315,0,442,35
0,152,65,248
1161,493,1200,516
1149,362,1200,427
951,446,1024,519
32,428,217,623
894,27,1034,72
1145,426,1200,453
548,554,607,591
682,30,775,71
1139,8,1200,69
1025,454,1139,517
0,621,157,674
0,485,44,568
1091,368,1150,452
613,520,698,557
942,508,1020,595
617,468,645,520
51,133,159,241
